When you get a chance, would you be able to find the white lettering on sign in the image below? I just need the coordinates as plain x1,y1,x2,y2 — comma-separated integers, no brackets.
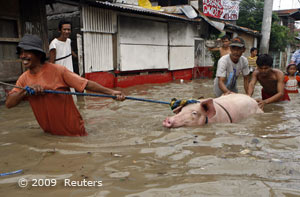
203,0,240,20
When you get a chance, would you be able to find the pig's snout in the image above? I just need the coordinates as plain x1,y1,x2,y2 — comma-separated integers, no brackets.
163,117,173,128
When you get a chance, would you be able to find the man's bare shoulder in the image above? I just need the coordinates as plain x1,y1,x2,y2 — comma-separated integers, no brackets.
276,70,286,82
220,47,230,57
272,68,284,74
272,68,285,78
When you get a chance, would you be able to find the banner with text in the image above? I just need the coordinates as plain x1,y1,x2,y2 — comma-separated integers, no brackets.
203,0,240,20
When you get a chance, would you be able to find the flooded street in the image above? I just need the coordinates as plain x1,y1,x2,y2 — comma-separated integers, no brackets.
1,78,300,197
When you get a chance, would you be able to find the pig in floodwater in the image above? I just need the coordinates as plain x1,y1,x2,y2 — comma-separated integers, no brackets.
163,93,263,128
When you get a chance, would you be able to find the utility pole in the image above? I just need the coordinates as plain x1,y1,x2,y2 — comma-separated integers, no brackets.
260,0,274,54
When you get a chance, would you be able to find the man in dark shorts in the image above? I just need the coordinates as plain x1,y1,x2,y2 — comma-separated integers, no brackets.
247,54,290,109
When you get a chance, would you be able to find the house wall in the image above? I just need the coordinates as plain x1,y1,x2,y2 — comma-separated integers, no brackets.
118,16,169,71
168,22,197,70
81,6,117,73
0,0,21,82
233,32,256,58
118,18,201,71
241,33,255,58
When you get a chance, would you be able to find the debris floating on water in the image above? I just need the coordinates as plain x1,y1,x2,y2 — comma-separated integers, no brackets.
270,158,282,163
113,153,122,157
240,149,251,155
251,138,259,144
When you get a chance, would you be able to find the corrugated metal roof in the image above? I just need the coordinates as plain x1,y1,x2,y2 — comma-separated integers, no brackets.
197,11,223,32
224,22,261,37
83,0,222,32
51,0,222,31
84,0,198,21
197,10,260,37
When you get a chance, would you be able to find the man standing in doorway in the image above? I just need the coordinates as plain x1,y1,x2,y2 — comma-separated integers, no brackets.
49,20,76,72
213,37,250,97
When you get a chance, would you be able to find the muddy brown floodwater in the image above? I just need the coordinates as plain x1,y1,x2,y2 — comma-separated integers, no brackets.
1,78,300,197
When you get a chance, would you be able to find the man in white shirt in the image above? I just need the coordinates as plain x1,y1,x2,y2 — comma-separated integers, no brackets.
49,20,77,72
213,37,250,97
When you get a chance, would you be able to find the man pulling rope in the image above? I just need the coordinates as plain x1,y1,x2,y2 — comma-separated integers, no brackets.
5,34,125,137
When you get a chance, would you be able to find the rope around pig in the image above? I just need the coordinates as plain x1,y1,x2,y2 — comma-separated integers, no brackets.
170,98,199,110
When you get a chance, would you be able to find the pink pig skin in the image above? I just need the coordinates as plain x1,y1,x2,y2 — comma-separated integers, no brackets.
163,94,263,128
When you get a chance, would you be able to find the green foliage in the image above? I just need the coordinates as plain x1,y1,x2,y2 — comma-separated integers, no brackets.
237,0,296,51
269,24,292,51
237,0,264,31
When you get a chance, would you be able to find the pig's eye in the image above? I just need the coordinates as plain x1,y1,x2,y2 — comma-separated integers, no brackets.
192,111,197,116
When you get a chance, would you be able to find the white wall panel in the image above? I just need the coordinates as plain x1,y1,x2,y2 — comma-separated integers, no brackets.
119,16,168,45
82,6,117,33
169,47,194,70
120,45,168,71
118,16,168,71
169,22,197,46
82,6,116,72
83,33,113,72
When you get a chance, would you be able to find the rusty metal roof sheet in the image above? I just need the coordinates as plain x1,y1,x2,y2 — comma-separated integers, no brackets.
224,22,261,37
273,8,300,20
274,9,300,16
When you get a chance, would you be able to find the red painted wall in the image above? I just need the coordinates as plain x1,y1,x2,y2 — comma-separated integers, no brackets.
85,72,115,88
85,67,213,88
115,72,173,88
172,69,193,80
193,66,213,78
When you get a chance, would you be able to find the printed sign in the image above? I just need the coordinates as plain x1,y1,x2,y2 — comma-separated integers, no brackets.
203,0,240,20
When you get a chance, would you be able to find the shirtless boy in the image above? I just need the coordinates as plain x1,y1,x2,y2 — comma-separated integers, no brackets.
208,35,231,57
247,54,290,109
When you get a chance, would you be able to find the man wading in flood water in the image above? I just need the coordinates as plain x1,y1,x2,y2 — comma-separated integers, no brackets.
6,34,125,136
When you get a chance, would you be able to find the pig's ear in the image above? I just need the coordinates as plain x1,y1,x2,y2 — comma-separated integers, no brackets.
173,106,183,114
200,99,216,118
